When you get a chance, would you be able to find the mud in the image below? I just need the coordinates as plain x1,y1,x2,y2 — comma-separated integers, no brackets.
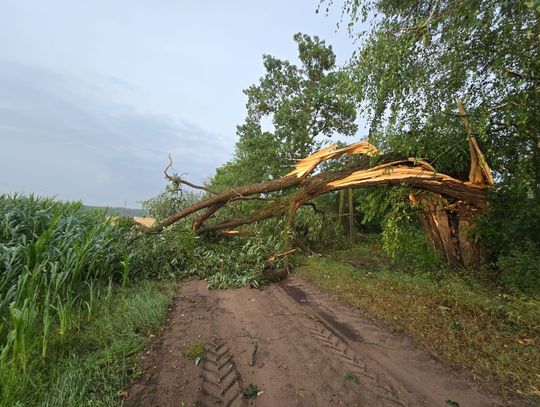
124,275,522,407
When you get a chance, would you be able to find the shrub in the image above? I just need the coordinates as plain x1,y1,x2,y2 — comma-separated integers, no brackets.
142,188,201,221
381,217,443,273
497,242,540,296
475,188,540,257
358,187,442,272
294,205,345,251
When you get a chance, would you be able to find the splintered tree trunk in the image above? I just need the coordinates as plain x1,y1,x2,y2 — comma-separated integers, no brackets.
415,194,487,268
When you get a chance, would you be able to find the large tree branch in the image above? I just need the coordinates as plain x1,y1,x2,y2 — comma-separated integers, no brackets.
143,139,491,234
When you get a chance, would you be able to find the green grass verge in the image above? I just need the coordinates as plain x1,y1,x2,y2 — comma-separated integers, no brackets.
0,280,175,407
295,241,540,401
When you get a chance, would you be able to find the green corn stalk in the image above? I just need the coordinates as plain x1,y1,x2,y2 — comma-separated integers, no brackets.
42,292,51,360
121,252,131,287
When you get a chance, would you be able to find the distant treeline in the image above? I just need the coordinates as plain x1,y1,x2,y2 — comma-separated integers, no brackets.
83,205,145,217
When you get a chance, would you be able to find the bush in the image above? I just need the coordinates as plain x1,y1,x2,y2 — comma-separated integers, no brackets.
294,205,345,251
381,221,442,272
358,187,442,272
475,188,540,257
142,188,200,221
497,243,540,295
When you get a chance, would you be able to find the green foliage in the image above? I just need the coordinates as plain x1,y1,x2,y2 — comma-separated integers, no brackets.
127,227,198,280
142,187,200,221
330,0,539,184
323,0,540,270
475,188,540,256
294,204,345,250
381,221,442,272
189,237,284,289
182,342,205,360
497,243,540,296
0,280,173,406
344,372,360,384
131,187,204,280
358,187,442,271
475,188,540,294
211,32,357,188
0,194,126,369
242,384,260,400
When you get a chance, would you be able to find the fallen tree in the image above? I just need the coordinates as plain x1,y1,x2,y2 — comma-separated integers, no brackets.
139,102,493,268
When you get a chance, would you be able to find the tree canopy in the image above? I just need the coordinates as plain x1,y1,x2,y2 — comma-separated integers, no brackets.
211,33,358,189
153,1,539,269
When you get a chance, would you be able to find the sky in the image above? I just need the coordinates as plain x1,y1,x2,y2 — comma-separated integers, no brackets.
0,0,362,208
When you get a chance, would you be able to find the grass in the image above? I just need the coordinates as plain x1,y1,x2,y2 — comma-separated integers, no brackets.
344,372,360,385
295,238,540,402
0,280,175,406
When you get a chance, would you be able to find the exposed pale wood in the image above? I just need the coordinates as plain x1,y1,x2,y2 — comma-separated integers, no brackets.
286,141,380,178
267,248,297,262
456,99,494,186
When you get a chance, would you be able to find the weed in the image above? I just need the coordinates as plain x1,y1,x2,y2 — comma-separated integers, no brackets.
242,383,260,399
344,372,360,384
182,342,205,360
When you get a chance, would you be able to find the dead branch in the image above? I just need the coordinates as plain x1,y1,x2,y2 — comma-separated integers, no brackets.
164,153,219,195
267,249,297,262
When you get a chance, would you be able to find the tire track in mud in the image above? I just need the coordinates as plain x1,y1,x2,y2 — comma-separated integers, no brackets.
198,340,245,407
310,324,408,407
282,277,417,406
125,277,516,407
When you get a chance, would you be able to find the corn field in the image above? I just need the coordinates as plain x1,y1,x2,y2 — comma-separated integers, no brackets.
0,194,126,368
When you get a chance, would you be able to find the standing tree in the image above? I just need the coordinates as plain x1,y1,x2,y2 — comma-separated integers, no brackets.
211,33,358,189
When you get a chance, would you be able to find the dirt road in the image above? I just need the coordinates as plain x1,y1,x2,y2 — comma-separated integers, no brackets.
125,275,514,407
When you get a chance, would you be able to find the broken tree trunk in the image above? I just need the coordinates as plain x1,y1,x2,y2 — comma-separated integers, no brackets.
406,100,493,267
140,130,493,268
411,193,487,267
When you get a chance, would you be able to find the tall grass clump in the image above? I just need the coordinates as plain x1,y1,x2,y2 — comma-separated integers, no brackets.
0,194,125,369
